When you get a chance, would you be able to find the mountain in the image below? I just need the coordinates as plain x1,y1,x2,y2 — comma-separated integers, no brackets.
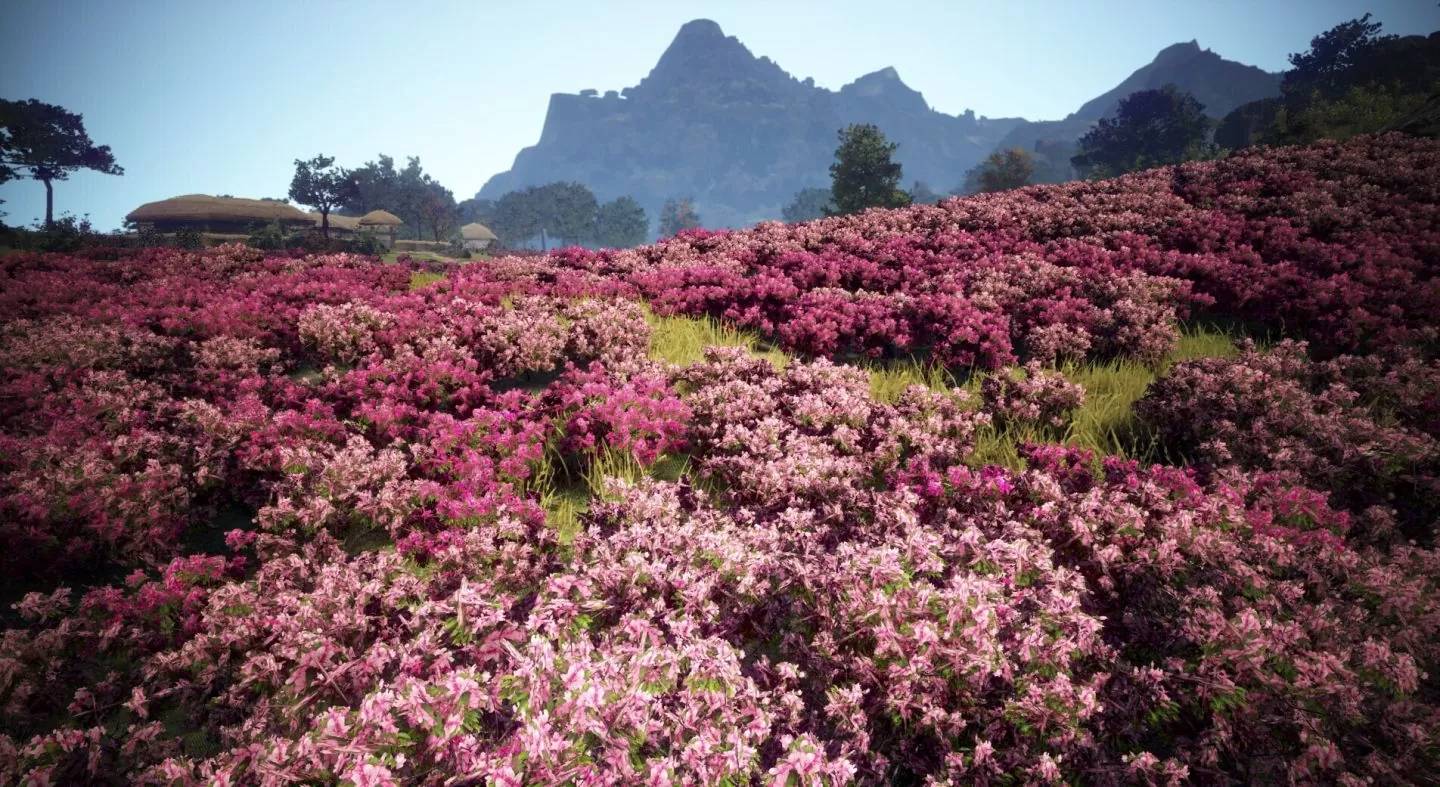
478,19,1024,230
994,40,1282,183
479,20,1281,230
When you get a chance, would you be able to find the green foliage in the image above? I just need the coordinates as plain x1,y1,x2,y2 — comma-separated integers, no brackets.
1215,98,1282,150
342,155,455,241
1071,85,1215,178
1222,16,1440,149
658,197,702,237
1283,14,1394,102
0,98,123,226
245,221,286,251
1269,84,1430,145
491,182,600,248
417,181,459,242
964,148,1036,194
781,187,833,223
288,155,357,239
594,196,649,248
827,124,911,215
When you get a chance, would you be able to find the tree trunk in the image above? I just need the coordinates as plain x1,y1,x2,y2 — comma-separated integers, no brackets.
322,210,330,240
43,179,54,227
540,227,547,252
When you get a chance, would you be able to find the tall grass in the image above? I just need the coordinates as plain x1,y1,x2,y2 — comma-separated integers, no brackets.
646,312,788,368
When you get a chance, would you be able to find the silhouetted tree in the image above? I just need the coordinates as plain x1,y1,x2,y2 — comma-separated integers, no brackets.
1071,86,1214,178
781,187,833,222
490,182,599,249
288,154,357,239
658,197,701,236
594,196,648,247
0,98,122,226
417,181,459,242
964,148,1036,193
828,124,911,215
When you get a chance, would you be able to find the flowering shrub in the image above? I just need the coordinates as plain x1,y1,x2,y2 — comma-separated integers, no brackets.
981,361,1087,430
1,134,1438,784
1139,340,1439,541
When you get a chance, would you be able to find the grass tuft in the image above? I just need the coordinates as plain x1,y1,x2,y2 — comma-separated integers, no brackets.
646,312,788,368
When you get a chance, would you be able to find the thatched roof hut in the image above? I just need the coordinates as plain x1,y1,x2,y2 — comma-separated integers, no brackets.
460,222,498,251
308,211,363,235
126,195,312,232
359,210,404,227
460,222,497,241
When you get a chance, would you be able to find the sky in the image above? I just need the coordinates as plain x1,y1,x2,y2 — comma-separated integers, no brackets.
2,0,1437,231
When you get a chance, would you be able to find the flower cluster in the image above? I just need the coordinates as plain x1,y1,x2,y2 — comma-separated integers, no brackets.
2,132,1438,785
981,361,1087,430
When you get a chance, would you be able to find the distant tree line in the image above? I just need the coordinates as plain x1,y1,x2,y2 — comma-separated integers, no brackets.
462,183,652,249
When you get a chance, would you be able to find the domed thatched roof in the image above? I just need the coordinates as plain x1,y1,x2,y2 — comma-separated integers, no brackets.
460,222,498,241
359,210,404,227
308,211,363,231
126,194,311,224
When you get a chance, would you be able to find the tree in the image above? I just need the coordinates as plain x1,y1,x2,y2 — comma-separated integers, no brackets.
658,197,702,237
594,196,649,248
416,181,459,242
827,124,911,215
781,187,833,222
1283,14,1394,102
538,182,598,245
491,189,541,247
964,148,1036,194
489,182,599,249
344,154,400,215
0,98,122,227
458,196,496,227
288,155,357,239
1070,86,1214,178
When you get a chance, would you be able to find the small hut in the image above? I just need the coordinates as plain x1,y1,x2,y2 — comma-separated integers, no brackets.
359,210,404,249
126,195,312,241
460,222,498,252
308,211,362,239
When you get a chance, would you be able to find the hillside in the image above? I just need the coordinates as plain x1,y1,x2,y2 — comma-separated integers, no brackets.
994,40,1282,182
3,134,1438,784
480,20,1281,227
479,19,1024,229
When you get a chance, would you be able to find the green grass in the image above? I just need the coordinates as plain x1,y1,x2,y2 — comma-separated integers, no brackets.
863,357,957,402
646,312,789,368
408,271,447,291
383,250,464,265
491,304,1250,528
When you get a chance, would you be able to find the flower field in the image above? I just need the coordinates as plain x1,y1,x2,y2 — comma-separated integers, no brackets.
2,134,1438,784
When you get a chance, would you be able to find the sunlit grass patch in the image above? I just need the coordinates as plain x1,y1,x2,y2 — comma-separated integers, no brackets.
646,312,788,368
961,323,1242,467
408,271,446,291
863,357,956,402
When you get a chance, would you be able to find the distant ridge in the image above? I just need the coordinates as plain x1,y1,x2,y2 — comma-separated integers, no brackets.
479,20,1281,229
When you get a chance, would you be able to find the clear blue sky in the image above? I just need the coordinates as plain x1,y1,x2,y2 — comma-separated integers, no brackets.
2,0,1436,230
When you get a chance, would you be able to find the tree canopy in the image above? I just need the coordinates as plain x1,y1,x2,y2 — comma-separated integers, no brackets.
0,98,122,226
781,187,834,223
288,155,357,239
490,182,600,249
827,124,911,215
1071,86,1214,178
963,148,1036,194
594,196,649,248
658,197,702,237
1219,16,1440,150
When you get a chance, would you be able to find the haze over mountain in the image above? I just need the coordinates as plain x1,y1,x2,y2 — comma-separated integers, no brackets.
479,19,1027,229
480,19,1282,229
